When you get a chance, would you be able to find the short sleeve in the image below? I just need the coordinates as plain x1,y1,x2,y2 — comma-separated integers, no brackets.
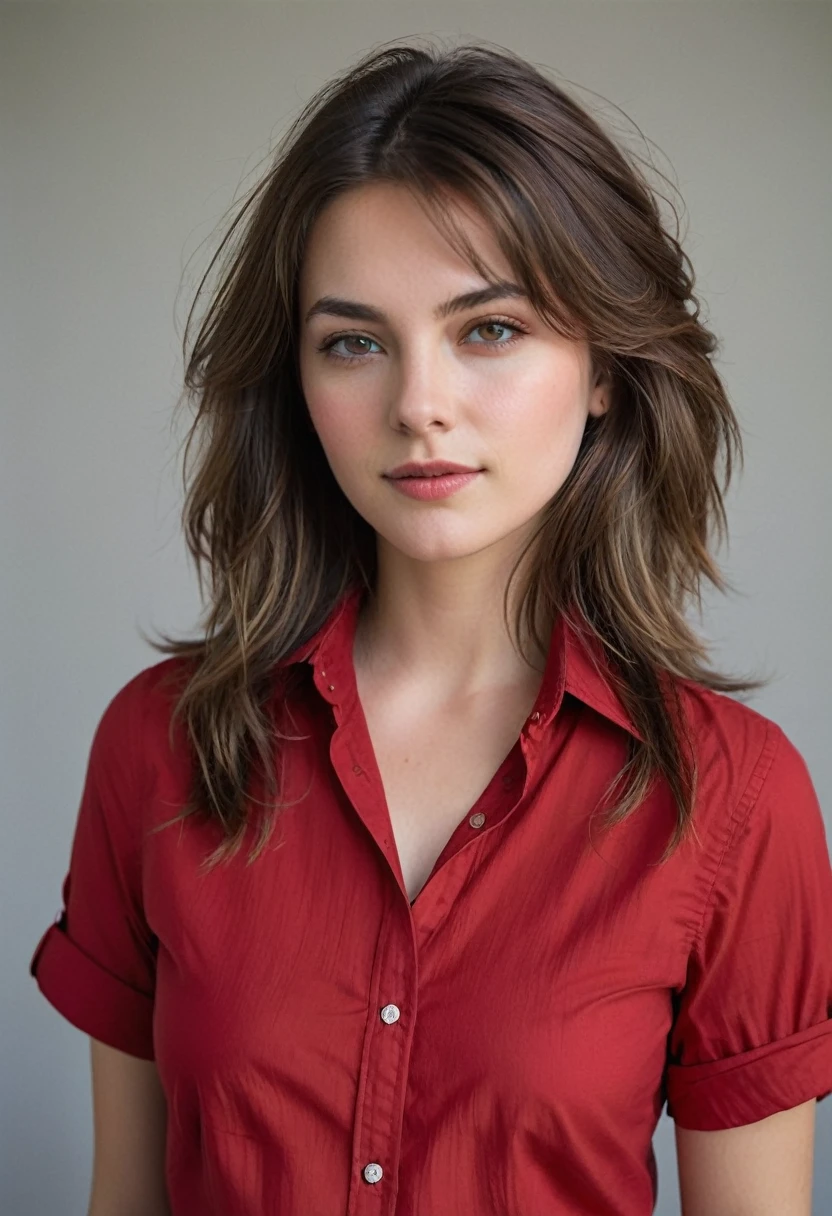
29,677,157,1060
665,722,832,1130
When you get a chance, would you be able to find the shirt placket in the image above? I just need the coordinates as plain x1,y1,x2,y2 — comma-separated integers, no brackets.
333,732,537,1214
307,620,561,1213
345,897,418,1214
310,652,419,1213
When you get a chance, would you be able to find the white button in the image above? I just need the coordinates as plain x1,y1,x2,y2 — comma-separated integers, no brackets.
469,812,486,828
380,1003,400,1024
363,1162,383,1184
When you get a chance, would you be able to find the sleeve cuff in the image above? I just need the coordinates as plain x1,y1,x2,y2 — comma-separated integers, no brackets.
666,1017,832,1130
30,920,156,1060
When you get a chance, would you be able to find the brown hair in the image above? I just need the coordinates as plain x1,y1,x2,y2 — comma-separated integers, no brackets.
146,37,765,871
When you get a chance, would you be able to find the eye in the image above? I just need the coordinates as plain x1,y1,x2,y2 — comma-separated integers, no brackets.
464,317,529,348
316,315,530,364
318,333,383,362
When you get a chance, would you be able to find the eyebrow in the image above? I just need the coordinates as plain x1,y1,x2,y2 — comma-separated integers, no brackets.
303,280,529,326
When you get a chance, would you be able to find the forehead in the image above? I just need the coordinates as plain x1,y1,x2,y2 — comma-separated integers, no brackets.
298,182,513,301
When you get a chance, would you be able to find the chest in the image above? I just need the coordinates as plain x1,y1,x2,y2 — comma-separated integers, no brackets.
144,654,699,1214
356,680,538,904
148,730,684,1197
146,694,690,1215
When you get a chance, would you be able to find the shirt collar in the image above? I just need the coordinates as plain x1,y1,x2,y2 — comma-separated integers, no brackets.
560,614,643,742
277,584,642,743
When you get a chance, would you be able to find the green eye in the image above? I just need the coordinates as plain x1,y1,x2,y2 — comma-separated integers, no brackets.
317,315,530,364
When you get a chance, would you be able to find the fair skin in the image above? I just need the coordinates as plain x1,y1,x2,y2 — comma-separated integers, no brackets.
86,180,816,1214
296,179,817,1212
87,1038,171,1216
674,1101,816,1214
299,180,610,902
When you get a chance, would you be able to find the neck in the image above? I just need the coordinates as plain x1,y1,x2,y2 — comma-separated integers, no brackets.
353,539,552,703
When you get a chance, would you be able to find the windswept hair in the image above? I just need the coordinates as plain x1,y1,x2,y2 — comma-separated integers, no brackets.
146,37,765,871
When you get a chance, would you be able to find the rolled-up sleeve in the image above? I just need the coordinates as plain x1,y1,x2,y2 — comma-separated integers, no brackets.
666,722,832,1130
30,676,157,1060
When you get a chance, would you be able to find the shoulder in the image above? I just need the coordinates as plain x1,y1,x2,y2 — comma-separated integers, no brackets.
679,680,779,767
95,654,191,729
675,680,822,850
89,655,195,780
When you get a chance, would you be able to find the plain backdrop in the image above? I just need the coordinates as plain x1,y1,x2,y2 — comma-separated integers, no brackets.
2,3,830,1212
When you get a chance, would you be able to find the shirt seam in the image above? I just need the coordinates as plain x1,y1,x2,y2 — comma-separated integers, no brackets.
690,718,783,956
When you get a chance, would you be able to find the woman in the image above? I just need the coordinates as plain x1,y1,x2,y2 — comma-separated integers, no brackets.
30,39,832,1216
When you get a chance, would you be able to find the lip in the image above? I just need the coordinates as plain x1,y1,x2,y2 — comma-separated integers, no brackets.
385,460,483,478
384,468,483,501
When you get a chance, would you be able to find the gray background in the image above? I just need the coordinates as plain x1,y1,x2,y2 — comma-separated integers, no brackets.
2,3,830,1212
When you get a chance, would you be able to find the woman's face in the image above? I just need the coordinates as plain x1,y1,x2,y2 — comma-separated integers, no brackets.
298,182,608,567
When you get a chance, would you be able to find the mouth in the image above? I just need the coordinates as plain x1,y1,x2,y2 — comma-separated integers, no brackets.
385,461,483,479
383,466,483,501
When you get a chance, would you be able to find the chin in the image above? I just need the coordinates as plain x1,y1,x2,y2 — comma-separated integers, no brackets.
374,522,515,565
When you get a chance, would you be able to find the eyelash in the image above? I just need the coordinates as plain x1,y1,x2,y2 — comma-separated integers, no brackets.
316,315,530,364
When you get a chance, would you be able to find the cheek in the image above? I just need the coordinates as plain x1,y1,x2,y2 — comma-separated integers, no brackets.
485,385,589,491
303,388,372,472
299,351,352,447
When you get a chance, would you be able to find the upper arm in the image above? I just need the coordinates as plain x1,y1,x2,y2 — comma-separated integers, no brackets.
675,1098,816,1216
30,678,158,1059
666,723,832,1130
88,1037,171,1216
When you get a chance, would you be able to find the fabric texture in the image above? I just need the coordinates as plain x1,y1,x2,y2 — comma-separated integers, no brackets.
30,584,832,1215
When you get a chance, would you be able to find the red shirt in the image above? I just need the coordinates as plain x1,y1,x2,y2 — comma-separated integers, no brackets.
30,585,832,1215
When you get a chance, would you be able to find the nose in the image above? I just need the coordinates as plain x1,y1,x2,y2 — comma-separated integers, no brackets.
387,346,457,435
